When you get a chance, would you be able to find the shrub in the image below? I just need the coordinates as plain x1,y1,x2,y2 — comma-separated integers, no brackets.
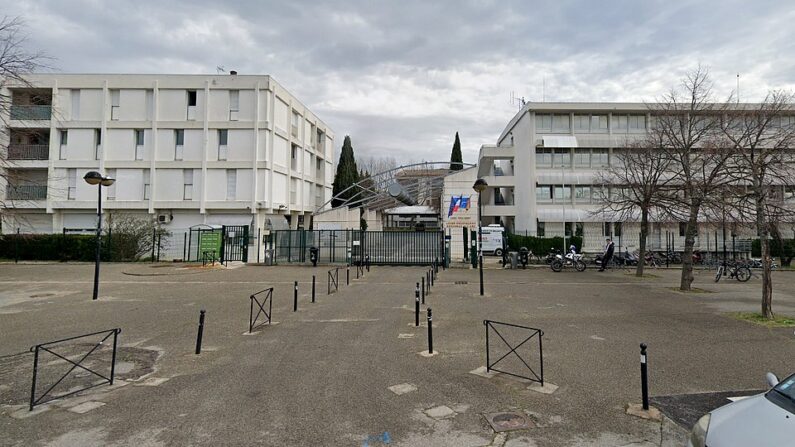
505,234,583,256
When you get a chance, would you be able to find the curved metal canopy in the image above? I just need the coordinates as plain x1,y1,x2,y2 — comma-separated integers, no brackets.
315,161,475,215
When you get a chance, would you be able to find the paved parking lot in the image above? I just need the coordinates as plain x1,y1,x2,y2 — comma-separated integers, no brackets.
1,262,794,446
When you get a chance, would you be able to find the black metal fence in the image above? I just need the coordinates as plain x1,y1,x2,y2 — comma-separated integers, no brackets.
270,230,444,266
249,288,273,333
484,320,544,385
29,328,121,410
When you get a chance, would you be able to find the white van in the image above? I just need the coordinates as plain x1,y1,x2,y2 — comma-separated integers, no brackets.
479,225,506,256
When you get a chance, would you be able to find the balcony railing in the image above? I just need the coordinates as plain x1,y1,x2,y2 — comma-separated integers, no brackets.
6,185,47,200
7,144,49,160
10,105,52,120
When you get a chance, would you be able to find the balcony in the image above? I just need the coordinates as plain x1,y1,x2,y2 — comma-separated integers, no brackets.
7,144,49,160
10,105,52,120
6,185,47,200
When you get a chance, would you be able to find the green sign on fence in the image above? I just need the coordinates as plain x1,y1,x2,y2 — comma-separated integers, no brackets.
199,231,222,257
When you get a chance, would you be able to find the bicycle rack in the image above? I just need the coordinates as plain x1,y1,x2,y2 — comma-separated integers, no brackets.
484,320,544,385
249,287,273,333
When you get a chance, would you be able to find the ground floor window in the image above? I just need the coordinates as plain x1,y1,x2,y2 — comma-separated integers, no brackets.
537,221,545,237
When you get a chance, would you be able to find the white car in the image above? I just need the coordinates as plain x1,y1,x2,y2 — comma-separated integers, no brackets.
688,372,795,446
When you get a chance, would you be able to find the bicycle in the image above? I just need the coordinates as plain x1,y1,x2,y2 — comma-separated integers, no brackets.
715,262,751,283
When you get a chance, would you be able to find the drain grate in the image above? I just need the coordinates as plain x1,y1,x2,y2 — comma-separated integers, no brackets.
484,412,534,432
455,281,468,285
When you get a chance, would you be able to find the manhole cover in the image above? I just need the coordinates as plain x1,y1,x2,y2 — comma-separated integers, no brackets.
455,281,468,285
485,412,534,432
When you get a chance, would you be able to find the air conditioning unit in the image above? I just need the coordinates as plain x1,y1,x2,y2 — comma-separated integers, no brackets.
157,213,173,224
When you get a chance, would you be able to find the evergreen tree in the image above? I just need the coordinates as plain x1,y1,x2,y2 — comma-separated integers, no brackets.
450,132,463,170
331,136,360,207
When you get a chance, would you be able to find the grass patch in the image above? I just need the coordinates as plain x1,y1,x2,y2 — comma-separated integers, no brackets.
729,312,795,328
666,287,714,294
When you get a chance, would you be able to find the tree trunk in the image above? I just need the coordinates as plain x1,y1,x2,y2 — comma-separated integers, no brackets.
761,235,773,318
636,208,649,277
679,205,699,291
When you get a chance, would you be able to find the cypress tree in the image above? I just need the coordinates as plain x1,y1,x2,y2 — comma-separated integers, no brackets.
450,132,463,170
331,135,360,207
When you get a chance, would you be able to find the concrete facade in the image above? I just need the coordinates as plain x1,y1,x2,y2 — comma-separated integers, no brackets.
1,73,334,234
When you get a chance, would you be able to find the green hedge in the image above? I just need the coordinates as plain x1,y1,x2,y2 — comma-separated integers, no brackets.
751,238,795,262
505,234,583,256
0,234,98,261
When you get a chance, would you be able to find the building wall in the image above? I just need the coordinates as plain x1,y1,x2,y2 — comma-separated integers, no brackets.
0,73,335,237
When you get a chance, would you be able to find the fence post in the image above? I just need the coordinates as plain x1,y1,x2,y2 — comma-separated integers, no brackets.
312,275,316,303
151,228,156,263
110,329,119,385
421,276,425,304
415,283,420,327
640,343,649,410
195,310,206,354
183,233,187,261
485,321,490,372
156,233,161,262
29,345,39,411
15,228,20,264
257,228,261,264
293,281,298,312
346,266,350,285
427,307,433,354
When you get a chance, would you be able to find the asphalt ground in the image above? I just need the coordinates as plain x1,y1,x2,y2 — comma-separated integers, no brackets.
1,261,794,446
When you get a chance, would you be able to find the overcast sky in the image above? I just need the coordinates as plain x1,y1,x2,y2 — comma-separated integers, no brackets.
4,0,795,166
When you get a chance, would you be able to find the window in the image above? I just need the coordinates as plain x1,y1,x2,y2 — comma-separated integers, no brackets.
679,222,687,237
553,148,571,167
94,129,102,160
565,222,573,237
135,129,144,160
229,90,239,121
537,221,545,237
591,186,606,202
71,90,80,120
554,185,571,202
110,90,120,120
67,169,76,200
536,185,552,202
183,169,193,200
143,170,151,200
552,114,570,132
575,222,584,237
291,145,298,170
591,115,608,132
629,115,646,131
226,169,236,200
592,148,609,167
613,114,628,131
574,185,591,202
535,148,553,167
574,148,590,167
603,222,612,237
535,113,552,130
218,129,228,160
174,129,184,160
187,90,197,106
573,114,590,131
59,130,68,160
614,222,622,237
106,169,116,200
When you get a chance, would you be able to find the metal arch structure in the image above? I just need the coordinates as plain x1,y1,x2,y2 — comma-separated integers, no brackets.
314,161,476,215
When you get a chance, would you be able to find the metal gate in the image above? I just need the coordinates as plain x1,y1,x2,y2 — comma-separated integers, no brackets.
270,230,443,266
222,225,249,262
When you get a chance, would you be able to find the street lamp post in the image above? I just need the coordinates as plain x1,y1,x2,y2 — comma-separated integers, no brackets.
473,178,488,296
84,171,115,301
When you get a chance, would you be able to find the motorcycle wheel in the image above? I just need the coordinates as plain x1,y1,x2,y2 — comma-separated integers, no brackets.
550,260,563,272
575,260,586,272
736,267,751,282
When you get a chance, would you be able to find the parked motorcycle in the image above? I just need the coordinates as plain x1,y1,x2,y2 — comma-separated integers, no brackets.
551,251,586,272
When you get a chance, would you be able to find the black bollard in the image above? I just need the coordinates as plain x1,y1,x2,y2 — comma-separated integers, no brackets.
421,276,425,304
430,267,434,287
640,343,649,410
312,275,316,303
427,307,434,354
293,281,298,312
346,266,350,285
195,310,206,354
366,255,370,272
415,282,420,327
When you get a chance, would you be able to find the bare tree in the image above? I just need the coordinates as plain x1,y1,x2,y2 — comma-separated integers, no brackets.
594,135,675,277
720,91,795,318
653,67,733,291
357,155,399,176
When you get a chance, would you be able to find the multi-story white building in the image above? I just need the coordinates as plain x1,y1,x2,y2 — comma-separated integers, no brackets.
1,73,334,234
471,102,774,253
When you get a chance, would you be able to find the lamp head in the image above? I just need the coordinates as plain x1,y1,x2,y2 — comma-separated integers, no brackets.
100,177,115,187
472,178,488,193
83,171,103,185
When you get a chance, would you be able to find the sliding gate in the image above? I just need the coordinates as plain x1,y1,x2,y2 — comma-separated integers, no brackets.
270,230,443,266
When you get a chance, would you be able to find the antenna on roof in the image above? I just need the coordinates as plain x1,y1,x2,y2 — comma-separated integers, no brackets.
216,66,225,74
736,73,740,104
509,91,526,109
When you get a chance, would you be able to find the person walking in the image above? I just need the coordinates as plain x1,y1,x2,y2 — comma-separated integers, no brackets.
599,238,615,272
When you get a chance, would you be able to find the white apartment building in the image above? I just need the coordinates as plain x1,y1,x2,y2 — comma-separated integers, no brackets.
0,73,334,234
473,102,778,253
